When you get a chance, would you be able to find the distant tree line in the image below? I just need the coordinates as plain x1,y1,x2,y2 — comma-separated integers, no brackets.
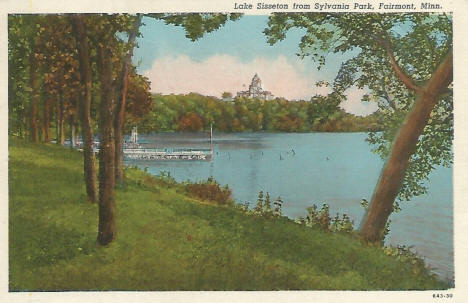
136,93,383,133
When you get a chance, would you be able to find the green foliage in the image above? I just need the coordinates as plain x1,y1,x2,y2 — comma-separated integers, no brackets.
157,170,177,184
153,13,242,42
9,138,447,290
254,190,264,214
265,13,453,203
382,245,433,276
9,12,237,142
273,196,283,217
137,93,382,133
185,177,233,206
8,14,153,142
331,214,354,233
8,14,39,138
249,191,283,218
297,204,354,234
264,192,272,214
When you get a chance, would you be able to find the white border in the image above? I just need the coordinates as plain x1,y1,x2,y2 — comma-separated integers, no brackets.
1,0,467,302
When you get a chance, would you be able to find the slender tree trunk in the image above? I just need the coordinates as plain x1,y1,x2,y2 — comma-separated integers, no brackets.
29,51,40,143
55,101,59,143
58,92,65,145
360,49,453,243
96,44,116,245
71,15,98,203
42,97,52,143
114,14,142,186
70,113,76,148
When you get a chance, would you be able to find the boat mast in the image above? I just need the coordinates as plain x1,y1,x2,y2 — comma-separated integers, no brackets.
131,126,138,144
210,123,213,157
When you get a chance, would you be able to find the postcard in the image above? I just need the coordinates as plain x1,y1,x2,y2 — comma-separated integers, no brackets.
1,0,467,302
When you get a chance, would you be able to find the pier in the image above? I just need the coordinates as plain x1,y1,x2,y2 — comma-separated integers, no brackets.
122,126,214,161
124,148,212,161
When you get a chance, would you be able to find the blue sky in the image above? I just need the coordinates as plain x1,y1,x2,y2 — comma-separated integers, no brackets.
133,15,378,116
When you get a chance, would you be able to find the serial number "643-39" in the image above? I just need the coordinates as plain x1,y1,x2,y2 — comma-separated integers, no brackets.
433,293,453,299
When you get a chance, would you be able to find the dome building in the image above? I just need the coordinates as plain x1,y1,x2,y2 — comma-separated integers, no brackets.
237,74,274,100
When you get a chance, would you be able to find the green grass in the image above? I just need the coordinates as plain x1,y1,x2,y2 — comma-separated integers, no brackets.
9,137,447,290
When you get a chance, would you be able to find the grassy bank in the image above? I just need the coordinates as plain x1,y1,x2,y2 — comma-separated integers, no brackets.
9,138,446,290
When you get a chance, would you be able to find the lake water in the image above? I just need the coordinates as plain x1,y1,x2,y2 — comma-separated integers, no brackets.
125,132,453,281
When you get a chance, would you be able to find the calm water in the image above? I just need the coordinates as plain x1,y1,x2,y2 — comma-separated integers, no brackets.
126,132,453,281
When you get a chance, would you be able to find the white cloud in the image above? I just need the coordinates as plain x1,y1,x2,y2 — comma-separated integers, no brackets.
340,87,379,116
144,54,378,116
143,54,330,100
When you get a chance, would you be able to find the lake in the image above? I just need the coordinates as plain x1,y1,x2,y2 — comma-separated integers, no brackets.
125,132,453,281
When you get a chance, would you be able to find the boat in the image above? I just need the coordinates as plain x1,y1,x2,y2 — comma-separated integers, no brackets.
122,126,214,161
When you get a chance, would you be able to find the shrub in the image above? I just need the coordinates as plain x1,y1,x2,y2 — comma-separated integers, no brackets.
185,177,233,206
248,191,284,218
273,196,283,217
253,191,264,214
382,245,437,279
264,192,272,214
330,213,354,233
297,203,354,234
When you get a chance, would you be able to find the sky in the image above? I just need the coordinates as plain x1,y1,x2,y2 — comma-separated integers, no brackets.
133,15,378,116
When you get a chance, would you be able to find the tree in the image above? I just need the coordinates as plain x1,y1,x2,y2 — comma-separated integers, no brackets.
9,15,43,142
265,13,453,243
71,15,98,203
123,70,154,130
177,112,204,131
114,14,143,186
113,13,242,185
94,15,121,245
8,13,242,246
97,13,241,245
36,15,82,146
8,15,33,139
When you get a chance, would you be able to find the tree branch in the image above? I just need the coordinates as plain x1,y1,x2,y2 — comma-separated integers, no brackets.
377,35,421,93
373,19,421,93
380,78,397,111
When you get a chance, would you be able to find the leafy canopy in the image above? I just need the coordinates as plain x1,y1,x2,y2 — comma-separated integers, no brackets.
265,13,453,205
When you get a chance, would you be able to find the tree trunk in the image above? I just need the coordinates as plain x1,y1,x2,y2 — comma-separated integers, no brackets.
42,97,52,143
360,49,453,243
96,44,116,246
70,113,76,148
58,92,65,145
29,51,39,143
114,15,142,186
71,15,98,203
55,101,59,143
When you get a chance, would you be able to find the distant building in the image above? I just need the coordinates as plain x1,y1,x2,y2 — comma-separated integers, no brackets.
237,74,274,100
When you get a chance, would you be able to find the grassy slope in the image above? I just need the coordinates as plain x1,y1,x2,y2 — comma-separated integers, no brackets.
9,138,446,290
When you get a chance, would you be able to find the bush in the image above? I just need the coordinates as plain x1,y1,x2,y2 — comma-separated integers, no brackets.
249,191,283,218
185,177,233,206
297,203,354,234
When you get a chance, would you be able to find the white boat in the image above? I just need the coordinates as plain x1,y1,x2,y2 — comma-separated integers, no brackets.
123,126,214,161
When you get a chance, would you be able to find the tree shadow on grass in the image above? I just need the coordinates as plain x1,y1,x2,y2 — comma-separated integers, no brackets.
9,217,98,291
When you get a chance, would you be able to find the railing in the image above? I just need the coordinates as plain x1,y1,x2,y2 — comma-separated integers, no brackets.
123,148,211,154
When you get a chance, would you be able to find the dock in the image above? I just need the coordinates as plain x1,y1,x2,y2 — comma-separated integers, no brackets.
122,126,214,161
123,148,212,161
